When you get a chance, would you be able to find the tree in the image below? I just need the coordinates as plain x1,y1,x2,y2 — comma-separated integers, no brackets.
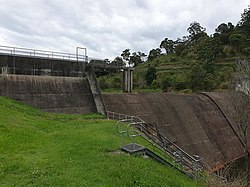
175,37,189,56
238,6,250,34
229,34,243,51
228,22,235,32
190,63,206,91
194,36,223,62
121,49,131,64
111,56,125,67
145,67,157,86
231,60,250,182
215,23,230,34
138,51,147,62
130,52,143,67
90,59,110,77
160,38,175,54
187,21,207,42
148,48,161,61
121,49,146,66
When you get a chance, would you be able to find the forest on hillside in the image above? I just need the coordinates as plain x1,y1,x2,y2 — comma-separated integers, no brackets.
96,6,250,93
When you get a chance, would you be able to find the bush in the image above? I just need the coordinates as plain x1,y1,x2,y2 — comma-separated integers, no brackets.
190,63,206,92
112,76,122,89
173,82,189,91
145,67,157,86
242,47,250,56
223,45,236,56
151,79,160,89
204,73,217,91
98,77,108,89
161,79,171,92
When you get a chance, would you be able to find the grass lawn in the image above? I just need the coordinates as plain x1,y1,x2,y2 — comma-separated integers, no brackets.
0,97,202,186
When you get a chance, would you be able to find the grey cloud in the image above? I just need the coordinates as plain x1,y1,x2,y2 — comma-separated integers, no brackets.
0,0,249,59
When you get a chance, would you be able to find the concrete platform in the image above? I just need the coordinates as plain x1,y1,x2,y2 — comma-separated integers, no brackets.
121,143,145,154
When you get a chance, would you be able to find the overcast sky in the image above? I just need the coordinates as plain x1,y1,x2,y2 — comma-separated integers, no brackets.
0,0,249,60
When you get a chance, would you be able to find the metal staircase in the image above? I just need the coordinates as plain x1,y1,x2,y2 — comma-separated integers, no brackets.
107,111,205,179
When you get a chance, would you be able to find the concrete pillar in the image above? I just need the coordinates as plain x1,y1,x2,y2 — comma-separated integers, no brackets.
1,67,8,75
123,68,134,93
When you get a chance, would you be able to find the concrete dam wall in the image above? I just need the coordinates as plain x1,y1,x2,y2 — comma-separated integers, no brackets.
0,74,97,114
103,93,250,171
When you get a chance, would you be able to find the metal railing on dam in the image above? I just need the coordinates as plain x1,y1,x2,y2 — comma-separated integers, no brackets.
0,45,126,76
0,45,127,68
0,45,87,62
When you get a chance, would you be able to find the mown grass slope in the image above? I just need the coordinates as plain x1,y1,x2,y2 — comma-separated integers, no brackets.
0,97,202,186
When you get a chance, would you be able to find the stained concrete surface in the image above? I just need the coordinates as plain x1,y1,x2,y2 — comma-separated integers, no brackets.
103,93,250,171
0,75,97,114
0,54,85,77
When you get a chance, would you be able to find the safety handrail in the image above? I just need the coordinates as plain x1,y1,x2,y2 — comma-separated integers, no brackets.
127,121,204,172
107,111,138,121
116,119,135,134
108,111,203,165
0,45,128,71
126,122,143,137
140,121,202,164
0,45,128,69
109,111,204,174
0,45,87,62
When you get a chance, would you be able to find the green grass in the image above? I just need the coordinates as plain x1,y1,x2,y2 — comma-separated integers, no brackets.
0,97,202,186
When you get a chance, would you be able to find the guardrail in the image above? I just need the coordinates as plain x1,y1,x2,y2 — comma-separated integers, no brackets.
0,45,127,70
107,111,138,121
0,45,87,62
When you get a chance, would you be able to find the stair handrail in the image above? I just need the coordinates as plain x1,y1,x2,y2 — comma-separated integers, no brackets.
127,121,204,172
126,122,144,138
108,111,204,171
116,119,135,134
140,120,203,165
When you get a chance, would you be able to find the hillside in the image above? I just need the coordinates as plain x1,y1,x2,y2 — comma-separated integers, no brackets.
98,54,238,93
133,54,238,93
0,97,201,186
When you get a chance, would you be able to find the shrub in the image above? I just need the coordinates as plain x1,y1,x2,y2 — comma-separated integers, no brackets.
161,79,171,92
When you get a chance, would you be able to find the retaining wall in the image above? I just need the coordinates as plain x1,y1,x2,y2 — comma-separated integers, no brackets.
0,74,97,114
